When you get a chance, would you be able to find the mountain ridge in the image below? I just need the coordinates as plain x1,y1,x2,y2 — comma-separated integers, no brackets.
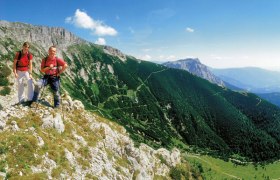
0,20,85,49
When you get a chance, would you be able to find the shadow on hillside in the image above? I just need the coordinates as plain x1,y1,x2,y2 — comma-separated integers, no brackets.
38,98,53,107
12,99,53,108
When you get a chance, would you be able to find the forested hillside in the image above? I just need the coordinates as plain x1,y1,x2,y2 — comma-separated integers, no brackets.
60,43,280,162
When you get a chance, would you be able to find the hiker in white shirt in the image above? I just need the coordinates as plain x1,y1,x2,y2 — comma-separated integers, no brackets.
13,42,34,104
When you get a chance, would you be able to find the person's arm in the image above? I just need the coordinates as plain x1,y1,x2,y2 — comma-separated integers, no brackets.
57,63,68,76
13,53,18,78
29,61,33,78
41,64,53,73
28,54,33,78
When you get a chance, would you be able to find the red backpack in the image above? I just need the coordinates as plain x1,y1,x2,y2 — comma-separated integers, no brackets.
16,50,31,68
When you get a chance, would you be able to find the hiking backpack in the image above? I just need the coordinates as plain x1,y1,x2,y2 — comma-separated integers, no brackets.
16,50,31,68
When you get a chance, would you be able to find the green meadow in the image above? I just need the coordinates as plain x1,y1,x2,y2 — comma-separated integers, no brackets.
186,154,280,180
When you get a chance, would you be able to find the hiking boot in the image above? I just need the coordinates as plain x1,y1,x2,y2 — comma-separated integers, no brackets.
30,101,40,108
23,101,33,106
13,102,22,106
13,99,26,106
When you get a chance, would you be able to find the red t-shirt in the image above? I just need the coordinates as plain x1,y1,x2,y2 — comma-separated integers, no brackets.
41,56,66,75
15,51,33,71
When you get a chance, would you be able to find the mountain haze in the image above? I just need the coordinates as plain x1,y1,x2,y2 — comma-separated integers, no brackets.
1,21,280,164
257,92,280,107
212,67,280,93
212,67,280,107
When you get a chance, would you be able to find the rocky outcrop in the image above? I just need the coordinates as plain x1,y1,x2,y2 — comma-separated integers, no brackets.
0,97,183,179
103,45,127,62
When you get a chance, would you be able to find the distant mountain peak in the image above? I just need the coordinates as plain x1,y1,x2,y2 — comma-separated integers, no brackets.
163,58,225,86
178,58,200,63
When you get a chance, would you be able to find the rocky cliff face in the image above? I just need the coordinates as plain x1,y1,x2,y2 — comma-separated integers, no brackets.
0,20,128,61
104,45,127,62
0,20,85,51
163,58,225,87
0,20,126,76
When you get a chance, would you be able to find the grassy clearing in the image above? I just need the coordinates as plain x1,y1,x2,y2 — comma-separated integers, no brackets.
185,153,280,179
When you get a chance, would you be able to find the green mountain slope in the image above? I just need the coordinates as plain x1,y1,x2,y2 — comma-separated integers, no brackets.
60,43,280,162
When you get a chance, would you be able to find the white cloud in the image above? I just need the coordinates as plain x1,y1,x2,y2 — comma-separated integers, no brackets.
137,54,177,62
186,27,194,33
66,9,117,36
65,17,72,24
159,55,165,60
95,26,117,36
95,38,106,45
166,55,176,60
158,55,177,61
138,54,152,61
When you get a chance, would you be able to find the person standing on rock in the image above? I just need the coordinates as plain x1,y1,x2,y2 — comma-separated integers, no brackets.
13,42,34,104
31,45,67,108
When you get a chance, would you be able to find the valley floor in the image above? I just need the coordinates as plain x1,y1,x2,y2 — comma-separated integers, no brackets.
186,153,280,179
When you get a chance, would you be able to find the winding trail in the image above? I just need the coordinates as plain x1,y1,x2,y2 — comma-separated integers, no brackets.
137,68,168,91
104,68,168,111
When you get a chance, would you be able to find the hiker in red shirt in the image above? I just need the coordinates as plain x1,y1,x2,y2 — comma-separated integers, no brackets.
32,46,67,108
13,42,34,103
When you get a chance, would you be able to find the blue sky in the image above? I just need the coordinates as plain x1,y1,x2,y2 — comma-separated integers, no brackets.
1,0,280,69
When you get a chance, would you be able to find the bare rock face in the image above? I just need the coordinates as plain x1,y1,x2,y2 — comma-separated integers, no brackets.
0,20,86,50
42,113,65,133
103,45,127,62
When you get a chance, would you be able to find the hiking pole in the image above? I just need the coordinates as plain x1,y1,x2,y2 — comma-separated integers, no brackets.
13,77,18,106
35,75,49,111
60,82,65,119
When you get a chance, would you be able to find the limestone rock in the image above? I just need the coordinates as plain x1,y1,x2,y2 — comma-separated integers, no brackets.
103,45,127,62
0,20,86,50
72,100,84,110
42,113,65,133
